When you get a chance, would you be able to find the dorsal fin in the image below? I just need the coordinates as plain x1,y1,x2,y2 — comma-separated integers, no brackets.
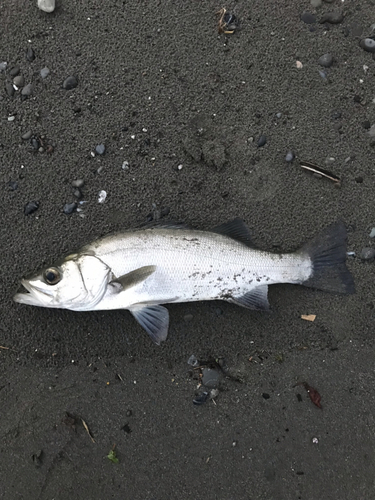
211,218,255,247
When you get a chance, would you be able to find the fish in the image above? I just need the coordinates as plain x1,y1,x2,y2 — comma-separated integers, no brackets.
13,218,354,344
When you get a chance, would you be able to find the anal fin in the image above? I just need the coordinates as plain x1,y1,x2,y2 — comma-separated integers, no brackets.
130,305,169,345
230,285,270,311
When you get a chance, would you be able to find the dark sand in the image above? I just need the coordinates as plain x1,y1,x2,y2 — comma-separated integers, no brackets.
1,1,375,498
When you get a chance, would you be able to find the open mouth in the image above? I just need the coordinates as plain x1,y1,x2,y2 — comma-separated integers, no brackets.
13,279,53,307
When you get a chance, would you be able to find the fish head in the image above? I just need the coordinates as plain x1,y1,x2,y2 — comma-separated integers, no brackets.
13,253,112,310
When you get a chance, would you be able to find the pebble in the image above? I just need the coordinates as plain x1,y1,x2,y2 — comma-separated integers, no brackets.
0,61,7,72
5,82,15,97
22,130,32,140
285,151,294,162
98,190,107,203
362,121,371,130
359,38,375,53
318,70,327,80
95,144,106,155
276,112,282,119
122,161,129,170
360,248,375,261
30,138,39,150
318,53,333,67
8,181,18,190
37,0,55,12
310,0,322,7
320,11,344,24
63,202,77,215
24,201,39,215
26,47,36,62
9,66,20,77
369,228,375,238
63,76,78,90
71,179,84,188
13,75,24,87
257,135,267,147
202,368,220,389
40,67,50,78
73,188,82,199
368,125,375,137
21,84,33,96
8,116,16,122
187,354,199,367
300,12,316,24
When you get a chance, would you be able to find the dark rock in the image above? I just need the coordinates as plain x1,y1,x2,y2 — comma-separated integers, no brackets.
318,53,333,67
193,391,209,406
62,76,78,90
257,135,267,147
95,144,106,155
30,138,39,150
320,11,344,24
13,74,24,87
300,12,316,24
63,202,77,214
5,82,14,97
360,248,375,261
8,181,18,190
26,47,36,61
362,121,371,130
24,201,39,215
359,38,375,53
21,84,32,96
262,393,270,400
202,368,220,389
22,130,32,140
9,66,20,77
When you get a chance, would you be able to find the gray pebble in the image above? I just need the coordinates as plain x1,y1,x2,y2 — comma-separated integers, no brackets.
8,181,18,190
310,0,322,7
202,368,220,389
360,248,375,261
40,67,50,78
13,75,24,87
24,201,39,215
187,354,199,367
22,130,32,140
320,11,344,24
30,138,39,150
95,144,106,155
72,179,84,188
276,112,282,119
73,188,82,199
257,135,267,147
63,202,77,215
5,82,14,97
285,151,294,162
318,53,333,67
318,70,328,80
63,76,78,90
359,38,375,53
369,228,375,238
0,61,7,72
300,12,316,24
26,47,36,62
21,84,33,96
9,66,20,77
368,125,375,138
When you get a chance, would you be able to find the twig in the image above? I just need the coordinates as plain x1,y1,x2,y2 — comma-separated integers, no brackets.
300,161,341,185
81,418,95,443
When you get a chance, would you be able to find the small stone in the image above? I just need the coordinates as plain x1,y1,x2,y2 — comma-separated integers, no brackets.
319,70,327,80
5,82,14,97
63,76,78,90
73,188,82,199
257,135,267,147
38,147,44,153
40,67,50,78
362,121,371,130
37,0,55,13
22,130,32,140
262,393,270,400
98,190,107,203
21,84,33,96
359,38,375,53
187,355,199,367
26,47,36,62
312,437,319,444
63,202,77,215
310,0,322,7
8,181,18,190
30,138,39,150
301,12,316,24
13,75,24,87
320,11,344,24
318,53,333,67
95,144,105,155
24,201,39,215
8,116,16,122
0,61,7,72
285,151,294,162
121,161,129,170
202,368,220,389
276,112,282,119
71,179,84,188
360,248,375,261
9,66,20,77
369,228,375,238
368,125,375,138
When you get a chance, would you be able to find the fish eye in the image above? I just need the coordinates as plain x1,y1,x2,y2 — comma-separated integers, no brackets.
44,267,61,285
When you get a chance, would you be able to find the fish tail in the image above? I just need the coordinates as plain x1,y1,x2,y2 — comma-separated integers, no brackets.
300,221,354,294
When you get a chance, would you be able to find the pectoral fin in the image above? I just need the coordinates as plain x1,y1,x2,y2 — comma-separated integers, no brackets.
130,305,169,345
111,265,156,292
230,285,270,311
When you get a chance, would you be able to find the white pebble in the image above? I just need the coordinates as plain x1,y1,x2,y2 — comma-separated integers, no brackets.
369,228,375,238
98,190,107,204
37,0,55,13
312,437,319,444
8,116,15,121
122,161,129,170
177,164,183,170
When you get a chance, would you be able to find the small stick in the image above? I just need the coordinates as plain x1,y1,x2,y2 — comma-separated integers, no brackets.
81,418,95,443
300,161,341,185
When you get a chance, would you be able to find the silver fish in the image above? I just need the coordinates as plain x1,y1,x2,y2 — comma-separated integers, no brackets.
14,219,354,344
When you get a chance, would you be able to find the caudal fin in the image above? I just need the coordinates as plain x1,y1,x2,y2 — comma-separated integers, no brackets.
301,222,354,294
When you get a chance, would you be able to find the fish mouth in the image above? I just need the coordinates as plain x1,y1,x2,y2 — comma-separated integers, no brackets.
13,279,54,307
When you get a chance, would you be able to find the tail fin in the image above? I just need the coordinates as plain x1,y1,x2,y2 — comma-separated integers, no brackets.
301,222,355,294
